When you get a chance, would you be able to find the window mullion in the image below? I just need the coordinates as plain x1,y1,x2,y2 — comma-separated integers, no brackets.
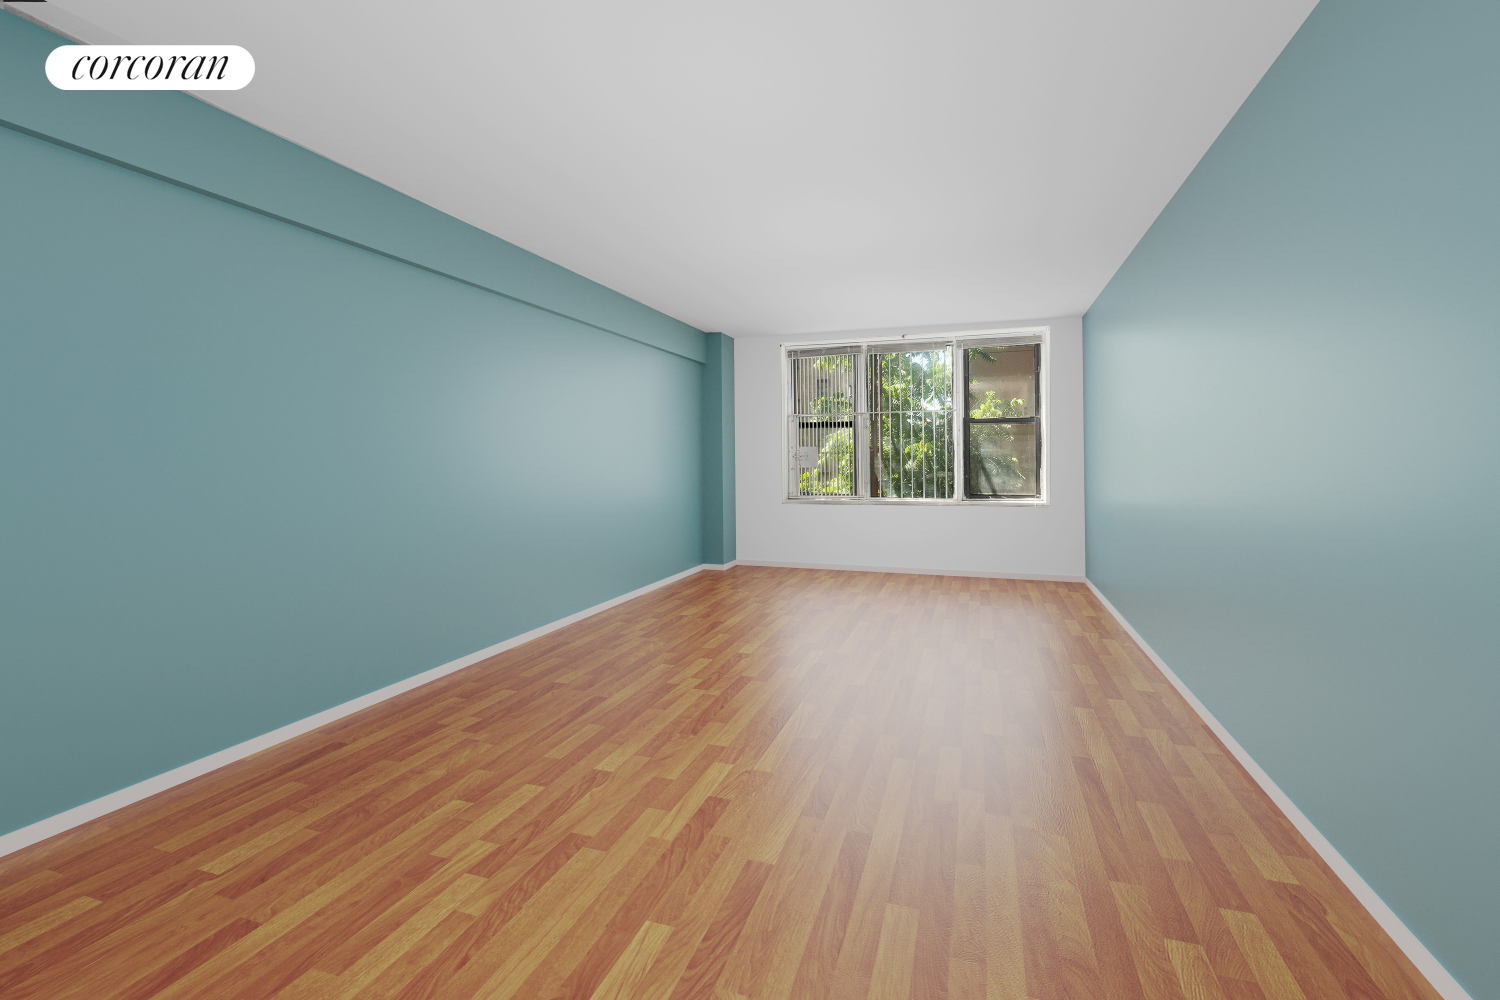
855,345,869,498
953,340,965,501
1034,338,1043,503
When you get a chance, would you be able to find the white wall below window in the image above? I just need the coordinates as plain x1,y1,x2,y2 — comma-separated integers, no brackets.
733,316,1085,579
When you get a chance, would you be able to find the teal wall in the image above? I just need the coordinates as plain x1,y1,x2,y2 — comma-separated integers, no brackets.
0,12,731,838
1084,1,1498,995
701,332,736,565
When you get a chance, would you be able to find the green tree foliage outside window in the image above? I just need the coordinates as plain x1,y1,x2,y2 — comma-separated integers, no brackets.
970,390,1027,419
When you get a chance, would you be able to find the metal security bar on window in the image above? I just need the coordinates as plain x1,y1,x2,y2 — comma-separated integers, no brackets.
788,352,858,497
866,344,954,499
964,343,1040,498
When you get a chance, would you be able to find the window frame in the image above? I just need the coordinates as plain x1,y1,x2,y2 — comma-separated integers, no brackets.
781,326,1049,506
962,341,1042,500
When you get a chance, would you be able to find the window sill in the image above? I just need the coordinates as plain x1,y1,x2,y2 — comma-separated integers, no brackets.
781,497,1049,507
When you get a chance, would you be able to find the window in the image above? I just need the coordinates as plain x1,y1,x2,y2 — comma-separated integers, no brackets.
786,331,1044,502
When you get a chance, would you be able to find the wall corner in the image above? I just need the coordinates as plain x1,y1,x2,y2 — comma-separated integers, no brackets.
701,332,736,564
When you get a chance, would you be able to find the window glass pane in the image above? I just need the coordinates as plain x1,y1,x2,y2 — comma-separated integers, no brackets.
967,345,1036,418
867,349,953,499
791,417,855,496
790,353,856,416
968,422,1037,496
789,353,858,497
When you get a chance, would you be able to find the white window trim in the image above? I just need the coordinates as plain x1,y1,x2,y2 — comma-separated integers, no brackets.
781,325,1051,506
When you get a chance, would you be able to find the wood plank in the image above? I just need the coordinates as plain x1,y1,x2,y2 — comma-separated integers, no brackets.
588,920,673,1000
868,904,920,1000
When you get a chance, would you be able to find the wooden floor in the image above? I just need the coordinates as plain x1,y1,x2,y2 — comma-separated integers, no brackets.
0,568,1441,1000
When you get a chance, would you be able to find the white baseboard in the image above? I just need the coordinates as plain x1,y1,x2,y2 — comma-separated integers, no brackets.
1082,580,1472,1000
0,562,721,861
736,559,1085,583
702,560,738,571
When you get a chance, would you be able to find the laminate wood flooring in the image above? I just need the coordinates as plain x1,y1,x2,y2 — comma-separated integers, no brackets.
0,568,1443,1000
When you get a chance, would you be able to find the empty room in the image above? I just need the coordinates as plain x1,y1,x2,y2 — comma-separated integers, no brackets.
0,1,1493,998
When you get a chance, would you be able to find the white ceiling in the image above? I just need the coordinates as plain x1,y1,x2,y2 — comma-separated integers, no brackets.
29,0,1316,336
